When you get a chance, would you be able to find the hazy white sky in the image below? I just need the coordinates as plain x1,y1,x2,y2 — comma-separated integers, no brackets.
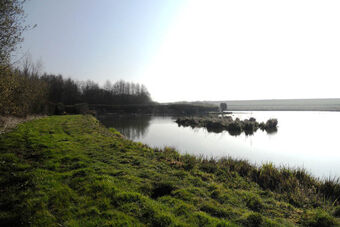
21,0,340,102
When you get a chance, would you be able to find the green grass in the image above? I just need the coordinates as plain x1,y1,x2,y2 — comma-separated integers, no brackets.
0,115,339,226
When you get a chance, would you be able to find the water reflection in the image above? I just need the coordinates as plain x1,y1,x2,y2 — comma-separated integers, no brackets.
97,112,340,178
98,114,151,140
265,127,278,134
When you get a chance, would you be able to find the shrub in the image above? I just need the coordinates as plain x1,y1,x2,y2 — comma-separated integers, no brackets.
259,122,265,130
46,102,56,115
200,202,233,218
299,209,337,227
0,117,4,127
265,119,278,128
151,182,176,199
294,168,316,188
256,164,281,191
55,102,65,115
264,119,278,133
100,210,141,226
243,213,263,227
319,178,340,201
243,120,256,135
152,213,175,227
246,196,264,212
65,103,89,114
0,69,47,116
181,154,197,170
74,103,89,114
227,121,242,135
173,203,194,217
205,121,225,133
334,206,340,217
194,212,216,226
112,192,143,205
199,159,218,173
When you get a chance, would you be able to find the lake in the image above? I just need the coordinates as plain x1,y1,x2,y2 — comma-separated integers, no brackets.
98,111,340,179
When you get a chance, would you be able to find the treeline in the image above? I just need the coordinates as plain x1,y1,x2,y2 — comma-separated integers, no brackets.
42,74,151,105
0,67,47,116
0,66,152,116
0,1,153,117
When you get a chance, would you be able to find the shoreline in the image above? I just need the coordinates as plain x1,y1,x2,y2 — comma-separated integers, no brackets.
0,115,339,226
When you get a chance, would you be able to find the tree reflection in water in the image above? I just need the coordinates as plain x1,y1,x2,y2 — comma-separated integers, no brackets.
98,114,151,140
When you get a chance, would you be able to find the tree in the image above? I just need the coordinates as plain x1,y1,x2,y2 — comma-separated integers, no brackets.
22,54,43,77
220,103,227,112
103,80,112,91
0,0,27,67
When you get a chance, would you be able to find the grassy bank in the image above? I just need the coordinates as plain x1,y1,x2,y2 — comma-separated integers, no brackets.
0,115,339,226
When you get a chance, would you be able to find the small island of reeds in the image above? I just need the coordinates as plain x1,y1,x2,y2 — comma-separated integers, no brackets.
176,115,278,135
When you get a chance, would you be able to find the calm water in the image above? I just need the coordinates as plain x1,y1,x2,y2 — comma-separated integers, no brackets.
98,112,340,178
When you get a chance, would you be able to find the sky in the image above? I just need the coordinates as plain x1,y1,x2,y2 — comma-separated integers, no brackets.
19,0,340,102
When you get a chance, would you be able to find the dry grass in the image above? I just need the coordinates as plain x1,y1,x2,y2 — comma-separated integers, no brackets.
0,115,44,134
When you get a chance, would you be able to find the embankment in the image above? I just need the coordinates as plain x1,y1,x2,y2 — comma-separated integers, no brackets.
0,115,339,226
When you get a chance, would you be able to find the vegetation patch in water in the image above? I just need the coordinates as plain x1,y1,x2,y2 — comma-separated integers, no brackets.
176,116,278,135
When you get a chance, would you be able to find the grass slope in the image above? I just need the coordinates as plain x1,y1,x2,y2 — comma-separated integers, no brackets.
0,115,339,226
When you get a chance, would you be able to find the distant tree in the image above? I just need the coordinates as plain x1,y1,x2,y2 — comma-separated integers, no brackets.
220,103,227,112
37,74,153,107
103,80,112,91
0,0,27,66
22,54,43,77
62,78,81,104
41,74,64,103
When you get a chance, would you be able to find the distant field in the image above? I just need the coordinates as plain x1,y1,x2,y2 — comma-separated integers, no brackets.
208,99,340,111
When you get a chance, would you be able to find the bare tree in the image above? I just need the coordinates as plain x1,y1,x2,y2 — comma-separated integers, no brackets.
0,0,27,66
22,54,43,77
103,80,112,91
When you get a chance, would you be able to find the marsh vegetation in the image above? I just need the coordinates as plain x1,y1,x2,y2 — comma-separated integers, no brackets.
176,115,278,135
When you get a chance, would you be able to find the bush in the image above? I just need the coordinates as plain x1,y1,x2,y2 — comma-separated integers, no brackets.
74,103,89,114
194,212,217,226
200,202,233,218
259,122,265,130
0,117,4,127
246,196,264,212
181,154,197,170
243,213,263,227
0,69,47,116
199,159,218,173
205,121,225,133
265,119,278,129
243,120,256,135
151,182,176,199
227,121,242,135
334,206,340,217
256,164,281,191
319,178,340,201
65,103,89,114
299,209,337,227
152,213,175,227
55,102,65,115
